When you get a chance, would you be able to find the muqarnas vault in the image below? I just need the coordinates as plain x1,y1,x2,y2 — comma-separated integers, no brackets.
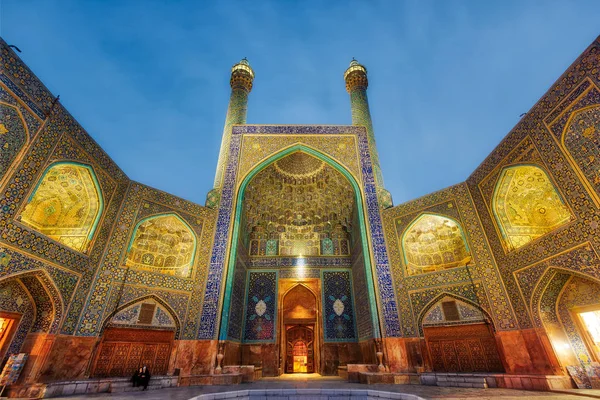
0,34,599,395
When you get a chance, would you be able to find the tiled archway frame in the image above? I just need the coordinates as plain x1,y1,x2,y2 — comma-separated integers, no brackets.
197,125,400,339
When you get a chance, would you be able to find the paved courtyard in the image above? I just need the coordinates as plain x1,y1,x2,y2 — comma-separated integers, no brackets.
48,375,600,400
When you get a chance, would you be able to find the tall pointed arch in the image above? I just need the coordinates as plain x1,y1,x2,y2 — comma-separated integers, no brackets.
492,164,571,251
20,162,103,252
218,144,382,341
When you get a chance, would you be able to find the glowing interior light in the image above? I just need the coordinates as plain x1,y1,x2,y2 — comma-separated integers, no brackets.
296,256,306,278
580,310,600,344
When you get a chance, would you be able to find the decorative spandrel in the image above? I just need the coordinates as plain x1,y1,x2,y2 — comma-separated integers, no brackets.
244,151,354,257
493,165,571,251
20,162,103,252
0,103,27,180
563,105,600,197
125,214,196,278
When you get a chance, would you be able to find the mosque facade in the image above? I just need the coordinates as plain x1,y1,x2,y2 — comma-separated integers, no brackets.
0,35,599,394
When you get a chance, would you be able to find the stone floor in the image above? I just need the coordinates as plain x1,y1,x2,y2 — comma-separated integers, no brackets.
46,374,600,400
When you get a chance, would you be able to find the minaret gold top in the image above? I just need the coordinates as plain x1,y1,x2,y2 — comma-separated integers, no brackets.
344,59,368,92
230,58,255,91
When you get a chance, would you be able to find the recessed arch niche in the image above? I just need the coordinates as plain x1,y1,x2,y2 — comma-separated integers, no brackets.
243,151,354,257
401,213,471,276
20,162,103,252
492,164,571,251
219,145,381,352
125,214,196,278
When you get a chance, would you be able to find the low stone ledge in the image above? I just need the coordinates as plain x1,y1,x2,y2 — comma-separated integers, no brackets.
188,388,426,400
358,372,420,385
5,375,178,398
420,372,574,391
178,373,243,386
346,364,380,383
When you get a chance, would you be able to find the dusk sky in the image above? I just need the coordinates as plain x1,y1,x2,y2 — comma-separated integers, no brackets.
1,1,598,205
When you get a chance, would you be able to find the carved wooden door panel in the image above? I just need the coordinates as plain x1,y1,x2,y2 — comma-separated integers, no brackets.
92,328,174,377
108,343,130,377
154,343,171,374
428,341,445,371
424,323,504,373
93,343,115,377
285,325,314,373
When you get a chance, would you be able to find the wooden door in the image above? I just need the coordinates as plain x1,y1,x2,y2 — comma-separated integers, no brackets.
285,325,314,373
424,323,504,373
92,328,174,377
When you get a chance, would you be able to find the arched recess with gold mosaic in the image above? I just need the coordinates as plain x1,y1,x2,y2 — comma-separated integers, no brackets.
531,267,600,373
100,294,182,339
19,161,104,253
0,269,65,334
124,213,197,279
417,292,494,336
491,164,571,252
218,144,382,341
243,151,354,257
400,213,471,276
0,102,29,181
562,105,600,202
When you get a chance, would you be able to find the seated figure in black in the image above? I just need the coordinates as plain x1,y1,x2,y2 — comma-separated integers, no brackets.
139,365,151,390
132,367,143,388
132,366,151,389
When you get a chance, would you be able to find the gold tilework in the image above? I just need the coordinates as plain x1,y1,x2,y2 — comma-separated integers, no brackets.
492,165,572,251
20,163,102,252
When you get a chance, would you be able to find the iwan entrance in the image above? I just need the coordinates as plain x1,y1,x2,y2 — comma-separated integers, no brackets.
218,149,381,376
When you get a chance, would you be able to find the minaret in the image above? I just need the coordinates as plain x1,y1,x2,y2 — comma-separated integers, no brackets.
207,58,255,208
344,59,392,208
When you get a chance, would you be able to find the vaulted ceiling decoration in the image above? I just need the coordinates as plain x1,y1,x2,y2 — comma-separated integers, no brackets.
243,152,355,257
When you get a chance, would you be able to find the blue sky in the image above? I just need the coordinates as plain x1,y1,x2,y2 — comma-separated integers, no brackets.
1,1,598,205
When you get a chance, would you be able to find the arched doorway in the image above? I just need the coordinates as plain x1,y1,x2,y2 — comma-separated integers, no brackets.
287,326,314,373
282,284,318,374
91,296,179,377
419,295,503,373
0,270,64,382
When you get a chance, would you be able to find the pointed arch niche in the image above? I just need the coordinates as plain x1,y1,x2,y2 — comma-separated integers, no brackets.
401,213,471,276
20,162,103,252
219,145,381,375
492,164,571,251
92,296,178,378
125,213,196,278
419,294,503,373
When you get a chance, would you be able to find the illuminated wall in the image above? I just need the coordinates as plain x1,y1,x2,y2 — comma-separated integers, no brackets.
401,213,471,276
125,214,196,278
20,162,103,252
492,165,571,251
243,152,354,257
